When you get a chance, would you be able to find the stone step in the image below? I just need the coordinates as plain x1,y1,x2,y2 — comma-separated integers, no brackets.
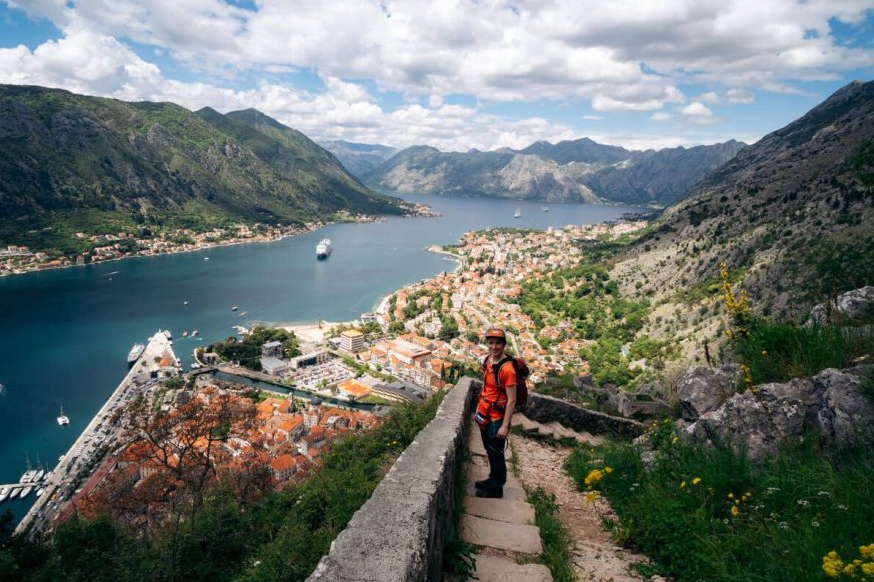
466,463,524,491
463,495,536,524
469,555,552,582
511,413,604,446
465,483,527,502
461,514,543,554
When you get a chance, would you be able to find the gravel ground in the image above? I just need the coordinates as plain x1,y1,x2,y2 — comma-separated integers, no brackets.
511,435,664,582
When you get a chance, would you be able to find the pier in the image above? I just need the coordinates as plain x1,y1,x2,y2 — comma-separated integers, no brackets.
14,331,180,537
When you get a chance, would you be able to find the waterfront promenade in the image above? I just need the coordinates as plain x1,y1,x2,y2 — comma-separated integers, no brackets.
14,331,180,537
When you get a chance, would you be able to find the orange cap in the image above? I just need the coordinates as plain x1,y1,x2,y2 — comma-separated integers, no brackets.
485,328,507,341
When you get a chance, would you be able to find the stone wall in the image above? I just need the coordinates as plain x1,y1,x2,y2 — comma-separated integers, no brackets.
524,392,644,439
305,376,479,582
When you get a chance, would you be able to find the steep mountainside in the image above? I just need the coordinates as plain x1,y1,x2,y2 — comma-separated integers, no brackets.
364,138,744,205
0,85,403,249
581,141,745,206
320,140,397,177
613,80,874,348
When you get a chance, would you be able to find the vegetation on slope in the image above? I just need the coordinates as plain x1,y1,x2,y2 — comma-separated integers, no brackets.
0,85,405,253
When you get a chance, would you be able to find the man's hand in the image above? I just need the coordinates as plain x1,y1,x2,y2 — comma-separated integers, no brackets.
497,425,509,438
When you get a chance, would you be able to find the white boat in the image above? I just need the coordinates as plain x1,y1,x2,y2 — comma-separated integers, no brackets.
20,469,36,483
9,487,21,499
127,343,146,365
33,469,45,482
19,486,32,498
57,402,70,426
541,206,549,212
316,238,332,259
231,306,239,311
0,487,9,502
36,488,45,497
514,207,521,218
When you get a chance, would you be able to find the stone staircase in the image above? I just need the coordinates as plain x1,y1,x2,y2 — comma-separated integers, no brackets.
461,423,551,582
511,412,604,446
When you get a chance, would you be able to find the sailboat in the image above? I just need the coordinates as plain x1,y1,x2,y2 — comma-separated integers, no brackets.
57,402,70,426
514,207,521,218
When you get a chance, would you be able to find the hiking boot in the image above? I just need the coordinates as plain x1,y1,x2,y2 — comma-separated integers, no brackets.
474,478,492,490
475,486,503,499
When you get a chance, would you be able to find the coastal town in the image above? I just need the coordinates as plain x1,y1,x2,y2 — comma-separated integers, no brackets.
5,216,647,537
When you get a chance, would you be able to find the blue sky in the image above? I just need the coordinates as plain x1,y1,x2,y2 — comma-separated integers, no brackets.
1,0,873,152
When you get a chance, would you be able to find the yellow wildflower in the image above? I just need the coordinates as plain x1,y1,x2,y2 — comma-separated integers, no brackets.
730,505,739,517
861,544,874,560
584,469,603,487
727,493,734,499
680,481,687,489
604,467,613,474
584,490,600,504
822,551,844,578
692,477,702,485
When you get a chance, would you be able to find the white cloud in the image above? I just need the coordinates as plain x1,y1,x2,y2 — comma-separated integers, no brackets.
726,88,755,103
651,112,672,121
697,91,721,104
13,0,869,112
680,101,719,124
582,115,603,120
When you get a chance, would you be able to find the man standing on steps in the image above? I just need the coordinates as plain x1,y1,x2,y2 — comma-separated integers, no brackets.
474,328,517,499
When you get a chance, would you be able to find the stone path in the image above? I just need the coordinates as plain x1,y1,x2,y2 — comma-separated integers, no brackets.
462,423,552,582
511,433,659,582
461,415,661,582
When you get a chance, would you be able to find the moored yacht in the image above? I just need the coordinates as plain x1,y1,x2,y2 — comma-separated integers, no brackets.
0,487,9,502
57,402,70,426
514,207,521,218
127,343,145,365
19,486,32,498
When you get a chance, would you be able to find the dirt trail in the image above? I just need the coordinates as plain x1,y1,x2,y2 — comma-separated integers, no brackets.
511,435,664,582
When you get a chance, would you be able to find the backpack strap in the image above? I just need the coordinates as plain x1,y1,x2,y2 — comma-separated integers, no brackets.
490,356,515,397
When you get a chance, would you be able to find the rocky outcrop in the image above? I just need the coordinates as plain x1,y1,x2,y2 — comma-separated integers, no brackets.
682,366,873,459
808,286,874,326
675,365,742,421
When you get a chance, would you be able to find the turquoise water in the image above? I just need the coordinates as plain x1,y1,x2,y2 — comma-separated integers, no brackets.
0,193,641,522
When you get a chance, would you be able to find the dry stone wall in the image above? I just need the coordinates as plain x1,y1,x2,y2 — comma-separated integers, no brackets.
305,377,479,582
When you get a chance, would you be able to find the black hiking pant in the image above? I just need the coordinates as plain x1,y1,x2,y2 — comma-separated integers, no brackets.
480,418,506,488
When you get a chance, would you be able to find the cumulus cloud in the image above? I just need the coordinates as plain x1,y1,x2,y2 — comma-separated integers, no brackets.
0,0,868,150
680,101,720,124
12,0,871,111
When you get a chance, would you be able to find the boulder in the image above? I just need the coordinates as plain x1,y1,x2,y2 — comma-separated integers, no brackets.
675,365,741,421
808,286,874,326
686,366,873,459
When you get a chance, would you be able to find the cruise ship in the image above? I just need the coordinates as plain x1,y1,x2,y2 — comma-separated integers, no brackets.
127,343,145,365
316,238,332,259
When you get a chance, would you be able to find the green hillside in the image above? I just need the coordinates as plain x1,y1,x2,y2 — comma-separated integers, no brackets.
0,85,404,254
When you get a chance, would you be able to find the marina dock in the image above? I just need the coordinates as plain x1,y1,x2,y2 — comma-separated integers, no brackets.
14,331,180,537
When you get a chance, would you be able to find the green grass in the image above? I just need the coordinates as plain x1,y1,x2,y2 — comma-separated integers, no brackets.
735,323,874,384
565,434,874,582
527,488,576,582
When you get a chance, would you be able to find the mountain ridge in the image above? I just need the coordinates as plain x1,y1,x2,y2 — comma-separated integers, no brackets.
363,137,745,206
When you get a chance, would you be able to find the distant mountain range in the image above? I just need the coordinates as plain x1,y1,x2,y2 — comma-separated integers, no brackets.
0,85,405,250
354,137,745,206
320,140,398,178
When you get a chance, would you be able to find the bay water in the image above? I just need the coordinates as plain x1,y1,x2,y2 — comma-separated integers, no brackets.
0,193,641,523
